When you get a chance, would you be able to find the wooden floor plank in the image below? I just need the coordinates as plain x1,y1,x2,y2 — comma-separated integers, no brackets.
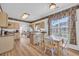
0,37,79,56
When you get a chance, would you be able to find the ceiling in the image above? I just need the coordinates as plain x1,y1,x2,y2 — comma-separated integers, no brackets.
1,3,78,22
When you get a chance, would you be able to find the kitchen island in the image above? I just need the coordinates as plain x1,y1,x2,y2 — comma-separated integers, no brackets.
0,35,14,54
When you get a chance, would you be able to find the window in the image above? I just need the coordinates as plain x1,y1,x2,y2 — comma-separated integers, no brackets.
50,17,70,40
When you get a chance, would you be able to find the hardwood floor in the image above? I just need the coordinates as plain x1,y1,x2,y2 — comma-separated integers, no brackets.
0,36,79,56
0,40,45,56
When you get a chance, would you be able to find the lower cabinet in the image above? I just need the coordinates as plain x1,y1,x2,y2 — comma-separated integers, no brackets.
0,36,14,54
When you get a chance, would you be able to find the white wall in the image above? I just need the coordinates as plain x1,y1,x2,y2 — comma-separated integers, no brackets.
45,18,48,35
20,22,29,33
76,9,79,46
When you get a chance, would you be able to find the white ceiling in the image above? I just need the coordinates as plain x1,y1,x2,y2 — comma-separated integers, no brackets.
1,3,78,22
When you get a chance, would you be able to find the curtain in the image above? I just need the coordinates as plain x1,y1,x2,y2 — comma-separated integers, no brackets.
48,5,79,45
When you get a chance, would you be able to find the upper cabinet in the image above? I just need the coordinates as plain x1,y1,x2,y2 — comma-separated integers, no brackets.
7,21,19,29
0,12,8,27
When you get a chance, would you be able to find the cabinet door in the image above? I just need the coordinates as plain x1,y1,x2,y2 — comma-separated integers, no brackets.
8,22,19,29
0,12,8,27
8,22,14,29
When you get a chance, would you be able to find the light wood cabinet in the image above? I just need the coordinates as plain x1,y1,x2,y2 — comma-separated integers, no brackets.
0,12,8,27
8,22,19,29
8,22,14,29
0,36,14,54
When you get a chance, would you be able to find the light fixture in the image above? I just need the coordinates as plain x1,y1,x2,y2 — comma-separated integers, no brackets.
21,13,29,19
49,3,56,10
